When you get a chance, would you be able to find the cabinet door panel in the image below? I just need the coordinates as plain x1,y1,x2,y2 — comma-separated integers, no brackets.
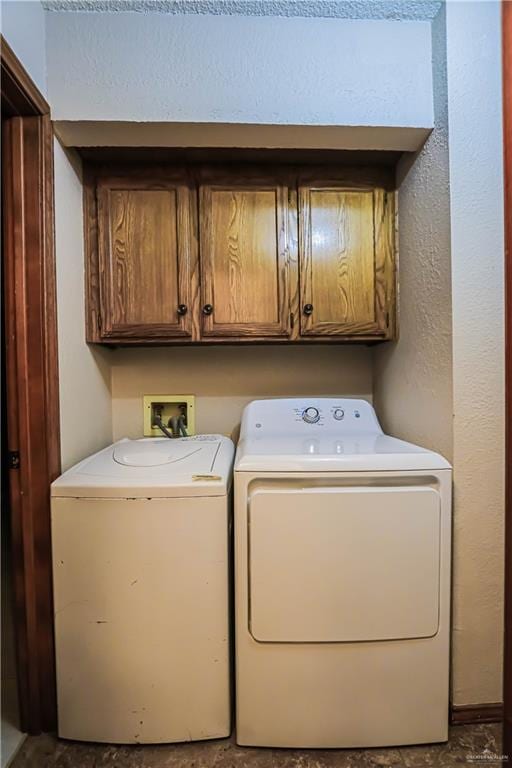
200,182,291,337
97,180,196,338
299,186,395,337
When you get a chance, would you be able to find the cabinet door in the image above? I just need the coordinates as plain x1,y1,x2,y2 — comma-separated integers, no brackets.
97,178,197,339
299,185,395,338
199,178,292,338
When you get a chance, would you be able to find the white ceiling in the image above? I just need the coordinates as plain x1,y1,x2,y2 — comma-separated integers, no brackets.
42,0,443,20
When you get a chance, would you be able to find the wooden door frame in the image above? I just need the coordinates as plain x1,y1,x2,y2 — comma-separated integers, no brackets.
504,1,512,759
1,36,60,733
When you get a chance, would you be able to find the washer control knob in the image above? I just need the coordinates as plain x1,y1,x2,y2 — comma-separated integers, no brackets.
333,408,345,420
302,407,320,424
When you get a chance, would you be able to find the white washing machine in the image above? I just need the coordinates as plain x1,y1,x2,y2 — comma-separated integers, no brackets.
234,398,451,748
51,435,234,744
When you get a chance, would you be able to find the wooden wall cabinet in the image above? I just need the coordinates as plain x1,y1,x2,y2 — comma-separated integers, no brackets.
299,181,395,339
94,176,198,340
199,176,293,338
85,164,396,345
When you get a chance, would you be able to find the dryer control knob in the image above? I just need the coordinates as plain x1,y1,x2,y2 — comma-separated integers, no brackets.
333,408,345,420
302,407,320,424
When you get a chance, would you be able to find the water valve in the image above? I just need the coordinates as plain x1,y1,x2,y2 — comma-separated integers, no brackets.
143,395,195,437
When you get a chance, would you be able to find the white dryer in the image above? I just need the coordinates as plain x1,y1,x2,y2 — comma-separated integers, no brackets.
234,398,451,748
51,435,234,744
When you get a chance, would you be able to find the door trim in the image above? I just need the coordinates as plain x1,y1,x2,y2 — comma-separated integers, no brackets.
1,35,60,733
1,38,49,117
504,0,512,757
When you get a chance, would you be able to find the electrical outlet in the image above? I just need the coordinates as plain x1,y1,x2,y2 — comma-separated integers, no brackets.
143,395,195,437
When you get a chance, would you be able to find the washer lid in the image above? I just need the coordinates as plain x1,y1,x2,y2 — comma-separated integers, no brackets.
52,436,234,498
113,440,204,467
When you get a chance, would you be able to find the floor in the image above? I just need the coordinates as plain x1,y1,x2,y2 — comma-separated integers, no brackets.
10,723,504,768
1,517,25,768
1,678,24,768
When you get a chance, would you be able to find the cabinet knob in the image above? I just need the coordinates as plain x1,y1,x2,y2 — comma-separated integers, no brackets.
177,304,188,316
202,304,213,316
303,304,314,316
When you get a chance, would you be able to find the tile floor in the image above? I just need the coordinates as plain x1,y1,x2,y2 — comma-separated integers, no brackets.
1,535,25,768
10,723,504,768
1,678,25,768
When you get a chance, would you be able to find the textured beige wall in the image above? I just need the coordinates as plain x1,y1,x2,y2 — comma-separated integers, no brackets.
45,12,433,130
111,346,372,441
1,0,47,97
54,140,113,470
374,3,505,707
373,7,453,463
446,0,504,707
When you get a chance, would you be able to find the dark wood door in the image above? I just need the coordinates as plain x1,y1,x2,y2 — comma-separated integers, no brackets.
298,183,395,338
97,177,197,339
2,113,59,732
199,175,293,338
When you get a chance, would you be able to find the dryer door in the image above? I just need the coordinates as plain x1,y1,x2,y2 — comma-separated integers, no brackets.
248,485,440,643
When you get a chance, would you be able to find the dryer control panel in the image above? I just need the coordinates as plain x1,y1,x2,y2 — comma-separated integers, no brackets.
241,398,382,437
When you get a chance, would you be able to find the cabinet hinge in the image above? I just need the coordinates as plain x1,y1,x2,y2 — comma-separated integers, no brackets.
7,451,20,470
